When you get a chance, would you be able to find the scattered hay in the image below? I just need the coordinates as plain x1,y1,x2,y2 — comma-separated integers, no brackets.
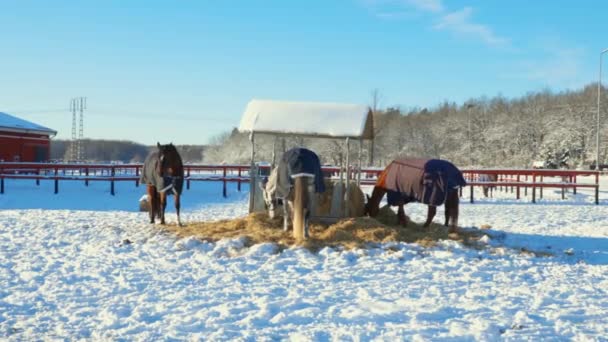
161,207,490,252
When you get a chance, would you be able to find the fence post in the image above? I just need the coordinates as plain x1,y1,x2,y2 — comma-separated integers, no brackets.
135,166,140,187
516,174,520,199
111,167,115,196
222,166,227,198
572,175,577,195
532,174,536,203
237,167,242,192
596,172,599,205
187,167,191,190
1,176,4,194
470,184,474,203
36,169,40,186
54,167,58,194
85,167,89,186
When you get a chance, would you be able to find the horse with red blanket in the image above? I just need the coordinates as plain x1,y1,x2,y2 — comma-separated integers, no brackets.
364,159,466,232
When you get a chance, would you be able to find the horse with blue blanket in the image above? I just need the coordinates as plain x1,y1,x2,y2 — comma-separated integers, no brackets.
260,147,325,239
140,143,184,226
364,159,466,232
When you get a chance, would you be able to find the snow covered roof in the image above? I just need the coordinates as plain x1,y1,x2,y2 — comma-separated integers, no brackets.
0,112,57,136
238,99,374,139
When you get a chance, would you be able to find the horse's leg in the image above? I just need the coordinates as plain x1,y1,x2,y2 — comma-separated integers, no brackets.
397,204,408,226
423,205,437,228
283,199,289,231
448,191,459,233
174,193,182,226
147,186,156,224
159,191,167,224
444,201,450,226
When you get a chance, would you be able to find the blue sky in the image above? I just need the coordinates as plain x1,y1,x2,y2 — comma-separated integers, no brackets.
1,0,606,145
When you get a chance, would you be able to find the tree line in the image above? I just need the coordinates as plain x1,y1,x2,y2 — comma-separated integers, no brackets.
50,139,206,163
203,83,608,169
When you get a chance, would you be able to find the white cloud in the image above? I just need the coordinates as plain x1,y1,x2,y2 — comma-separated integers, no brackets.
406,0,444,13
434,7,508,46
361,1,508,47
503,45,587,89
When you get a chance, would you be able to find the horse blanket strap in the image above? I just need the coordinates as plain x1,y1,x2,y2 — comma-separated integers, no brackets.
380,159,466,207
266,147,325,199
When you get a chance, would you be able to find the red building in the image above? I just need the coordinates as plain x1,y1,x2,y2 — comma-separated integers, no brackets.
0,112,57,162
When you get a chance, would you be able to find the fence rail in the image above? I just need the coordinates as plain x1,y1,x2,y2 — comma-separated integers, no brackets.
0,163,601,204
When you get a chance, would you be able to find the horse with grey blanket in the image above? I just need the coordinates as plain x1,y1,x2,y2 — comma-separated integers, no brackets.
140,143,184,226
260,147,325,238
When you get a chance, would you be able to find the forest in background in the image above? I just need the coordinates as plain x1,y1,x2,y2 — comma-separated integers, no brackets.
204,83,608,169
50,140,205,163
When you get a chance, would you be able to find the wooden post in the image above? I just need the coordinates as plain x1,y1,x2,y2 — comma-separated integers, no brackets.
222,166,227,198
36,169,40,186
248,133,256,213
237,167,242,192
292,176,306,241
1,176,4,194
573,175,577,195
54,167,58,194
187,167,191,190
357,139,362,186
532,174,536,203
85,167,89,186
136,166,140,187
516,174,520,199
596,172,600,205
344,137,350,217
470,184,474,203
111,167,115,196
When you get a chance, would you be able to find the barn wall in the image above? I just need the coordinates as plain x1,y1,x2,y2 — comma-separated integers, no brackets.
0,131,51,162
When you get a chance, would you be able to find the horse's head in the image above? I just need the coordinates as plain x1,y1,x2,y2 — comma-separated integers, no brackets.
157,142,183,177
364,186,385,217
259,169,284,219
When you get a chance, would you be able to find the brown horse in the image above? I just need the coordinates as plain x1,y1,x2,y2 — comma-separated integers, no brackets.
140,143,184,226
364,159,466,232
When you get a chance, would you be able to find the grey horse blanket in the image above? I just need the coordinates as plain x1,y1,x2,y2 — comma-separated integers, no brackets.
140,151,184,195
380,158,466,207
265,147,325,199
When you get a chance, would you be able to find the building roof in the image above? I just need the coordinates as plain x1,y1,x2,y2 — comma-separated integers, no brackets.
238,99,374,139
0,112,57,136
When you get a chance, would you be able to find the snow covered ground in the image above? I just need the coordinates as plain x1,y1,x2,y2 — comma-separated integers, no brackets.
1,177,607,340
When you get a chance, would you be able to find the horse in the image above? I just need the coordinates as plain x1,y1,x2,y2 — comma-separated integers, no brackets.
364,159,466,232
479,174,498,197
259,147,325,239
140,142,184,226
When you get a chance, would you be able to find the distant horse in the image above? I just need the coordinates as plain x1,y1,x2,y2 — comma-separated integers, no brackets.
479,174,498,197
140,142,184,225
260,147,325,239
364,159,466,232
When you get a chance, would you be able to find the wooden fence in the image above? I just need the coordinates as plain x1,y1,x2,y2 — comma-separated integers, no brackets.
0,163,601,204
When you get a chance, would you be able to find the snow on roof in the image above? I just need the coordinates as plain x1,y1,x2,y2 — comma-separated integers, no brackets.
238,99,374,139
0,112,57,136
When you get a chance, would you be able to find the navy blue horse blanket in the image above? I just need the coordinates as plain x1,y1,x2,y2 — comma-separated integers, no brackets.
140,151,184,195
265,147,325,199
378,158,466,207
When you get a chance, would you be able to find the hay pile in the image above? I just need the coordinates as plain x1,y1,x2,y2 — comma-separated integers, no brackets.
315,179,366,217
162,205,488,251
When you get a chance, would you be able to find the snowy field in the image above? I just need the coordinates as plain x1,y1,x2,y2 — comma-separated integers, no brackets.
1,177,608,341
